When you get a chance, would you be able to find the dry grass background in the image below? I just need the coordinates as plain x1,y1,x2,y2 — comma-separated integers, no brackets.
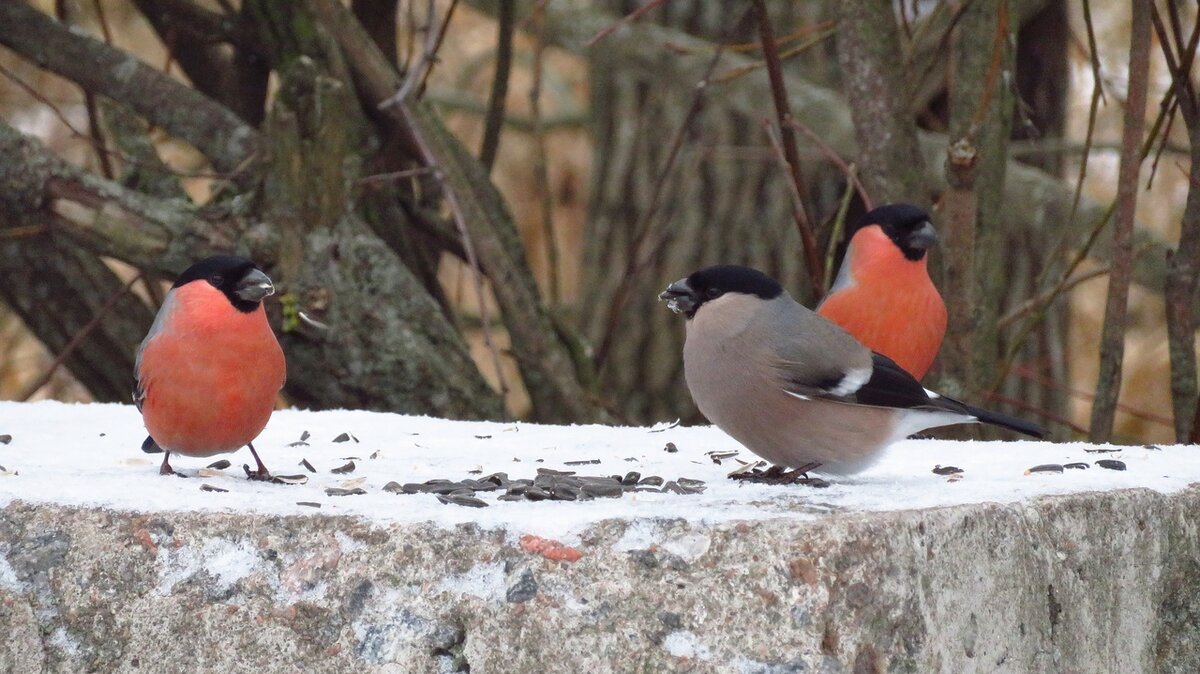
0,0,1193,443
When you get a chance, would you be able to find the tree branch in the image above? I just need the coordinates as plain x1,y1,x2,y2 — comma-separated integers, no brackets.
0,0,258,173
133,0,270,126
312,0,604,422
0,229,153,403
0,121,240,275
1088,0,1151,441
477,0,1183,308
833,0,927,205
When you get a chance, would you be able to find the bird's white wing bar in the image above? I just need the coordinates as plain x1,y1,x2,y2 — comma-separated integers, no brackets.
830,367,872,397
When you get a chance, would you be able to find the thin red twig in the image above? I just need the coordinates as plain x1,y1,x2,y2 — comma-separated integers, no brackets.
751,0,822,299
784,117,873,211
585,0,672,48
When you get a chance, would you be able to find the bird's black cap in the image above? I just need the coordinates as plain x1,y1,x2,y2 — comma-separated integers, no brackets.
845,203,937,261
660,265,784,318
173,255,273,313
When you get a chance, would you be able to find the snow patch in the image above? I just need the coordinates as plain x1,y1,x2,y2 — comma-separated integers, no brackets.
614,520,663,552
661,533,711,562
48,627,81,657
1,401,1198,541
435,562,506,602
156,538,262,596
663,630,711,660
0,554,25,593
335,531,365,555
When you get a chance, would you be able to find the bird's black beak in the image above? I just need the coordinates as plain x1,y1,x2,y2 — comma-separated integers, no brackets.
906,221,939,250
658,278,696,315
234,268,275,303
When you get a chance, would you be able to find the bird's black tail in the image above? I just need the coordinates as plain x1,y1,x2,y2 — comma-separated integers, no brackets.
963,404,1047,439
141,435,163,453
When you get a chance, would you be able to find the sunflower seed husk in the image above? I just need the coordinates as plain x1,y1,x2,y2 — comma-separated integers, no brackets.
325,487,367,496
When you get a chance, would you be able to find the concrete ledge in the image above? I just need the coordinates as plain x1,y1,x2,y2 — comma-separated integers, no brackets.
4,485,1200,673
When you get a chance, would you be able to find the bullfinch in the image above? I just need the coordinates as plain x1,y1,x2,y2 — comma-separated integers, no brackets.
817,204,946,379
660,265,1044,475
134,256,286,478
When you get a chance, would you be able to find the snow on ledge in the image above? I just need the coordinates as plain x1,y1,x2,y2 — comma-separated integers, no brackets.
0,401,1196,539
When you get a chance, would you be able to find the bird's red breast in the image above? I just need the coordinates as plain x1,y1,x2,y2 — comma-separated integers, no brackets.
818,225,947,379
137,282,286,456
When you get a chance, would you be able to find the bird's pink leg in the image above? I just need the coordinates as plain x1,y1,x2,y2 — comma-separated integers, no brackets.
159,451,175,476
243,442,272,481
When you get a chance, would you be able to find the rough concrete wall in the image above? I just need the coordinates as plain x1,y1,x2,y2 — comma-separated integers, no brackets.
2,487,1198,673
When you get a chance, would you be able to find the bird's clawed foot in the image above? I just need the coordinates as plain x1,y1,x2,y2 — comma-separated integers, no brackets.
159,452,185,477
243,443,272,481
729,462,829,488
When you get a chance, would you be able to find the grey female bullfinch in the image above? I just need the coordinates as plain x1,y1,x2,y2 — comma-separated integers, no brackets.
660,265,1045,475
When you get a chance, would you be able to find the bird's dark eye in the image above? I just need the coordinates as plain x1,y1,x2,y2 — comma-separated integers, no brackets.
208,274,223,287
705,287,722,299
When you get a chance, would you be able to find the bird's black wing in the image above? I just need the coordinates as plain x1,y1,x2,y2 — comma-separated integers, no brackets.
780,352,942,409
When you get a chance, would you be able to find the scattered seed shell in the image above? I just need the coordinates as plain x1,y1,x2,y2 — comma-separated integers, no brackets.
0,466,16,476
0,434,12,444
205,459,231,470
287,441,310,447
932,465,964,475
332,433,351,443
197,468,223,478
200,483,228,493
1095,459,1127,471
297,501,321,508
271,474,309,485
1064,462,1090,470
475,435,492,439
664,442,678,453
1026,464,1064,474
1084,447,1120,454
369,450,381,460
325,487,366,496
331,461,356,474
649,419,680,433
300,459,316,473
437,493,488,508
565,459,601,466
382,481,404,493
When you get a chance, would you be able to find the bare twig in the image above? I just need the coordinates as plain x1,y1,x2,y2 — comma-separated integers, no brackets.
1152,3,1200,442
752,0,822,299
54,0,114,179
528,3,560,304
357,167,436,185
824,165,858,290
416,0,460,95
713,27,835,84
479,0,515,173
1010,364,1174,429
17,273,141,402
379,0,459,109
1088,0,1151,442
585,0,672,48
998,264,1110,330
784,117,873,210
591,16,742,370
0,0,257,173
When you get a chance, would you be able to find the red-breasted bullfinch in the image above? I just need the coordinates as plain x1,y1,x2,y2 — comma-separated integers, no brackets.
817,204,946,380
134,256,286,478
660,265,1044,475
